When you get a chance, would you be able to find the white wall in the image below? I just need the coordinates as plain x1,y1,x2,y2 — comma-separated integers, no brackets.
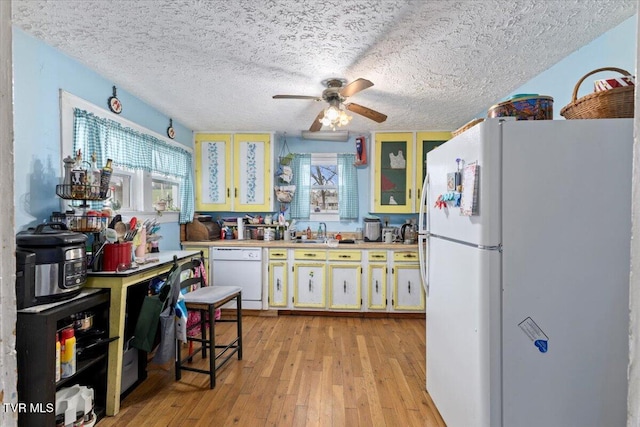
629,4,640,426
0,2,17,425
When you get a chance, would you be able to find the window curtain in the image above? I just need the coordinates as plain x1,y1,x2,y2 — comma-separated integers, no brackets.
290,154,311,219
73,108,195,223
337,154,358,219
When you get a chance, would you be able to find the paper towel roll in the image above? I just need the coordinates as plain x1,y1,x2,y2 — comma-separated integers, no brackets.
237,217,244,240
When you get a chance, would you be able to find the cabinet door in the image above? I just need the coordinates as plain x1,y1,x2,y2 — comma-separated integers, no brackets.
367,263,387,310
293,262,326,308
372,132,414,213
415,131,450,212
233,133,271,212
194,134,233,211
393,263,425,311
269,261,288,307
328,264,362,310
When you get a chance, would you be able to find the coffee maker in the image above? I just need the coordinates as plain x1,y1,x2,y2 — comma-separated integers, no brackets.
401,222,417,244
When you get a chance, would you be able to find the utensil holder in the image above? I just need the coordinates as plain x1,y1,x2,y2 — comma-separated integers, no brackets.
102,242,132,271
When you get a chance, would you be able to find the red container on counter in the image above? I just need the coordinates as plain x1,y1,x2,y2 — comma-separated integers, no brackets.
102,242,132,271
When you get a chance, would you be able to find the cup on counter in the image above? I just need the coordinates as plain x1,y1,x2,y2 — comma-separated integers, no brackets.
384,230,394,243
356,227,363,241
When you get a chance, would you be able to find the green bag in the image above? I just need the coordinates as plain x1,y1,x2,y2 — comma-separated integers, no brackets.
130,294,166,352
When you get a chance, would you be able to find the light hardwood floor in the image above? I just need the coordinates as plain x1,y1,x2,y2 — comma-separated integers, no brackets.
97,314,446,427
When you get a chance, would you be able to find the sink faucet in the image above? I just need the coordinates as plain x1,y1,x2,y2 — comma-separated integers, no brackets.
319,222,327,241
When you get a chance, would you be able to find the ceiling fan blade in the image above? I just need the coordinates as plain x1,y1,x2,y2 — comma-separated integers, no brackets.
345,103,387,123
309,110,324,132
340,78,374,98
273,95,322,101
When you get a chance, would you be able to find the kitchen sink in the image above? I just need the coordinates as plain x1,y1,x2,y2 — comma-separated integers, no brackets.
294,239,325,244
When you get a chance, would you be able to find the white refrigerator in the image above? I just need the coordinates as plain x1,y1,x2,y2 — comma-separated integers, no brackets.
417,117,631,427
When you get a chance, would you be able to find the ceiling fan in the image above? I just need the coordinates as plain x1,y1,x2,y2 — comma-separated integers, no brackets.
273,78,387,132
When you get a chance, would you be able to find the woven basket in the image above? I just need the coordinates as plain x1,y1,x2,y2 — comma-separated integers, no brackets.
452,118,484,137
560,67,635,119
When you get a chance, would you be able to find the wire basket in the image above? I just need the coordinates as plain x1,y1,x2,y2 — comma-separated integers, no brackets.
560,67,635,119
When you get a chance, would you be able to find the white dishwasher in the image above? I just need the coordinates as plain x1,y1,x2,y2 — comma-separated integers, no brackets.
210,247,263,309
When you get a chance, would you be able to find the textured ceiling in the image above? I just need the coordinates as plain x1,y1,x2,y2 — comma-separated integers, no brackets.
11,0,637,136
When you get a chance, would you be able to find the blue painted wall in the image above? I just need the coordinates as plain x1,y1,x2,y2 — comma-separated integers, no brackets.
13,28,191,250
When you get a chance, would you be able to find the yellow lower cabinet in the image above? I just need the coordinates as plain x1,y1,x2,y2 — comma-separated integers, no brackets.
392,263,424,311
367,263,387,310
328,263,362,310
293,262,326,308
268,249,288,307
268,260,288,307
366,251,387,310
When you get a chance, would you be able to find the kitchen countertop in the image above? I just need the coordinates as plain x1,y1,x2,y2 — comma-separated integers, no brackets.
182,239,419,250
87,250,200,277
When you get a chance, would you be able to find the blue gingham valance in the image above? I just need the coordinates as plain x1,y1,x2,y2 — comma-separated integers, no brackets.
73,108,194,223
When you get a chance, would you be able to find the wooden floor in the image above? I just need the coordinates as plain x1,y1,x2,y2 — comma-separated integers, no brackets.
97,314,446,427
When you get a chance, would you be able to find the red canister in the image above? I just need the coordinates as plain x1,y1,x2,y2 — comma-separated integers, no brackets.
102,242,132,271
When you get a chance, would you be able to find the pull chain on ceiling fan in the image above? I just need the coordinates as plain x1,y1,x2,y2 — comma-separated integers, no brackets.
273,78,387,132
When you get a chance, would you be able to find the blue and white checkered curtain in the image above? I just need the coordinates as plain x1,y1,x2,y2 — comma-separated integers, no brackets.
290,154,311,219
337,154,358,219
73,108,195,223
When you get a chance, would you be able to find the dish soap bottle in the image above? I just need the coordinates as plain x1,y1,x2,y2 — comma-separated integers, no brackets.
306,226,312,240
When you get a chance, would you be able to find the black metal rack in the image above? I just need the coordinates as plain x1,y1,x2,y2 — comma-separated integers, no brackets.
17,290,113,426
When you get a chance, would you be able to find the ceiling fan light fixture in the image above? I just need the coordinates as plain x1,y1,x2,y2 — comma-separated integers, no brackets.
319,104,352,130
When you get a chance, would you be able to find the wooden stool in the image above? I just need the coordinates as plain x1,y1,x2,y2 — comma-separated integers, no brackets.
173,257,242,389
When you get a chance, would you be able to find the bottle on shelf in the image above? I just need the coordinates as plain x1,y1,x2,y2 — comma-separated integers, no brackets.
99,158,113,199
55,332,61,382
63,155,75,187
60,327,76,379
71,149,87,199
89,153,102,198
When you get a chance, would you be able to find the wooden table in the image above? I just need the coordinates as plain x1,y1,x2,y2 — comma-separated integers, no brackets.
85,250,200,416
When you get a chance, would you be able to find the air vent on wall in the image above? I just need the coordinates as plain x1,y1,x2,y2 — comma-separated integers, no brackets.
300,130,350,142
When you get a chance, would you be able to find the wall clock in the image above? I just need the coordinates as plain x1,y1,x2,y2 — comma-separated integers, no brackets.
167,118,175,139
108,86,122,114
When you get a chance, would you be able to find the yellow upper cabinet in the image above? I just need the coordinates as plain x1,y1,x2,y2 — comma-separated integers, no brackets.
195,132,272,212
195,133,233,211
372,132,414,213
233,133,272,212
415,131,451,212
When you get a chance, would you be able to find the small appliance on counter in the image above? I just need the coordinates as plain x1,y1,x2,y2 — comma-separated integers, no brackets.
382,226,398,243
401,222,417,244
363,216,382,242
16,222,87,309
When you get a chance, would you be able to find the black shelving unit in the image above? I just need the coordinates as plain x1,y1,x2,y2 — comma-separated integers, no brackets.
17,289,113,427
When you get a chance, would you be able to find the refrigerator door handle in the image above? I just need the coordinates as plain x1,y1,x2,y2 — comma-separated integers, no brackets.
418,234,428,295
418,173,430,234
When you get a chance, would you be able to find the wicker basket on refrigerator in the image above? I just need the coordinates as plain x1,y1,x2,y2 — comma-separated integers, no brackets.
560,67,634,119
